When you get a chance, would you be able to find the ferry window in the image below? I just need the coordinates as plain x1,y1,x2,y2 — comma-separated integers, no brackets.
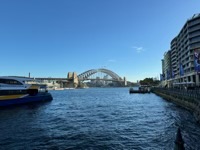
0,79,23,85
0,90,27,95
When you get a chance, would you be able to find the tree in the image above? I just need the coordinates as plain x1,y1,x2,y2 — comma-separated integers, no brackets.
140,78,160,86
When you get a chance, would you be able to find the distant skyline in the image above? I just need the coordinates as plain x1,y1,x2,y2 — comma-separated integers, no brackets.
0,0,200,82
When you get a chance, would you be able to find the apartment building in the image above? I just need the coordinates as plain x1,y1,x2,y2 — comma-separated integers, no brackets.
163,50,171,79
162,13,200,87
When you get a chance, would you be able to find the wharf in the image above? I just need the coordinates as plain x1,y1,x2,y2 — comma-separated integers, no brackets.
129,85,151,94
129,88,150,94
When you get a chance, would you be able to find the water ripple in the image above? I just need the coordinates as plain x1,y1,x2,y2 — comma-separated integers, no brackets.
0,88,200,149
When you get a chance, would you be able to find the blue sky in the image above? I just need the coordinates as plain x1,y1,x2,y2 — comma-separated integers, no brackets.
0,0,200,82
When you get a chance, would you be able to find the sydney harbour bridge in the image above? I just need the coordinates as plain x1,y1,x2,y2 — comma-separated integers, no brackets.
35,68,127,88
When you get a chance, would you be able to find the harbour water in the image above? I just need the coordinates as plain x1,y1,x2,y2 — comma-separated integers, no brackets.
0,88,200,149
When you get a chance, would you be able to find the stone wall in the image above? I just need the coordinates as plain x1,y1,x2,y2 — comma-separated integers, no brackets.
152,88,200,123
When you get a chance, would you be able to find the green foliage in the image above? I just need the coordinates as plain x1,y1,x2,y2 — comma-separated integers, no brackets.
140,78,160,86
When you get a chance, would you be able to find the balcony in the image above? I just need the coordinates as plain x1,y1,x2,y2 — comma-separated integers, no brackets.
188,19,200,27
188,26,200,33
189,36,200,44
190,42,200,49
189,30,200,38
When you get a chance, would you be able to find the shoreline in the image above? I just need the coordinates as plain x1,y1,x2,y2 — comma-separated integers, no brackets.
152,88,200,123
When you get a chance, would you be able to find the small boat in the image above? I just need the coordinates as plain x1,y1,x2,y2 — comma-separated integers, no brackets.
129,85,151,94
0,76,53,107
53,87,64,90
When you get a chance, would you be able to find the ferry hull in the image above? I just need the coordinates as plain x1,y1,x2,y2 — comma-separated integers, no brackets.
0,93,53,107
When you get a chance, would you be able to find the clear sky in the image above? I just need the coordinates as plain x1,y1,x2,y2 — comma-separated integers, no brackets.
0,0,200,82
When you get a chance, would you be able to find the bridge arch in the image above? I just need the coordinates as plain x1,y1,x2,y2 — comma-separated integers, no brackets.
77,68,122,81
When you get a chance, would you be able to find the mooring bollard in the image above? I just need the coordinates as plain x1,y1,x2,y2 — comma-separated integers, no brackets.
174,127,185,150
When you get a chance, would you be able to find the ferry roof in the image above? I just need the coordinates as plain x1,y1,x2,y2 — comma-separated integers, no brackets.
0,76,35,82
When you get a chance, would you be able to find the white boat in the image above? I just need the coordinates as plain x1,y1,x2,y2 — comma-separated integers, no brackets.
53,87,64,90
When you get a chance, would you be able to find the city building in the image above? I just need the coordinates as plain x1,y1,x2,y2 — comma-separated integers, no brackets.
161,13,200,88
161,50,171,87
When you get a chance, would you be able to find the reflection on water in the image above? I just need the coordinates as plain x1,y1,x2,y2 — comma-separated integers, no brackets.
0,88,200,149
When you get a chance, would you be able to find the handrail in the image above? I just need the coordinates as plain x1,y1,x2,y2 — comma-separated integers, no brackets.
152,87,200,102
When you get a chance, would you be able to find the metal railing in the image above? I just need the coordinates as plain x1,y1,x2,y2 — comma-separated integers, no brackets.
152,87,200,102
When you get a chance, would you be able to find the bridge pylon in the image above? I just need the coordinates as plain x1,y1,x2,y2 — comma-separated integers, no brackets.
67,72,79,88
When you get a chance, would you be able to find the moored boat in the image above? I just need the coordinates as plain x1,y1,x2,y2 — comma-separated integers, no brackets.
53,87,64,90
129,85,151,94
0,76,53,106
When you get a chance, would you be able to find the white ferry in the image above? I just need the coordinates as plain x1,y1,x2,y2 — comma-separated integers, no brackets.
0,76,53,106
